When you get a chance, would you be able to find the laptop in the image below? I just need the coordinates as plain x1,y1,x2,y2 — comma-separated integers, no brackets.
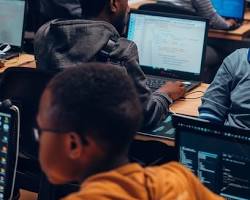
0,0,26,60
0,105,19,200
173,114,250,200
126,10,208,92
211,0,245,29
138,114,175,140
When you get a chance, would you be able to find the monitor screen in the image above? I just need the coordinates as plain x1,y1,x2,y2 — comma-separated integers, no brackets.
211,0,245,19
0,0,25,47
127,12,207,74
0,111,14,200
175,117,250,200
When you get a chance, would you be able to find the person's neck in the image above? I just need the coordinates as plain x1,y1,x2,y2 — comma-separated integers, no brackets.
89,13,112,25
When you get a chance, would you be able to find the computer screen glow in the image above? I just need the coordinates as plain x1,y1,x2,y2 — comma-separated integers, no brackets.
127,13,206,74
0,0,25,47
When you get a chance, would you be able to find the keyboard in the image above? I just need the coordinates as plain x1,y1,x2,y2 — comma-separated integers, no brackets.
0,52,19,60
146,75,199,92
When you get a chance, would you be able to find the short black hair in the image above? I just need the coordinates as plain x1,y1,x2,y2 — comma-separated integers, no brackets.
45,63,142,154
79,0,107,18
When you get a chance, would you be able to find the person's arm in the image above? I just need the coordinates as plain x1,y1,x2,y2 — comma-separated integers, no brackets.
117,39,185,130
193,0,235,29
199,50,240,123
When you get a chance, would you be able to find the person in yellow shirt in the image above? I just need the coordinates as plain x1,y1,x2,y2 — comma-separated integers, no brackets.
35,63,223,200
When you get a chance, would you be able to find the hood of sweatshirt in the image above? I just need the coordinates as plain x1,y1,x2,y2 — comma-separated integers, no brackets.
34,19,120,69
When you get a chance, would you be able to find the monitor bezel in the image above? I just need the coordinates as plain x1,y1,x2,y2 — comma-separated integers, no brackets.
126,10,209,81
0,107,18,200
173,114,250,162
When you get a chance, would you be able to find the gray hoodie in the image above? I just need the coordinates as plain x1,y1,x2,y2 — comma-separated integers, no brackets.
34,19,171,130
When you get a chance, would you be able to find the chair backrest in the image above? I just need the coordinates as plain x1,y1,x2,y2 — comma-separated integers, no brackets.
138,2,197,16
0,67,57,159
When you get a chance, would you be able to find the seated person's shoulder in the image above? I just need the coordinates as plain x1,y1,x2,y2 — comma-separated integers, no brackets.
222,48,250,76
113,38,139,59
146,162,224,200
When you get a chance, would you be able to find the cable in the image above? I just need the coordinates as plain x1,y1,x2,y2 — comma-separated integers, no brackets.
169,107,176,114
8,104,20,200
176,91,205,101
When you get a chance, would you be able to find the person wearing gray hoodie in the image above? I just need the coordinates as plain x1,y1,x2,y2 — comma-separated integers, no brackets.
34,0,186,131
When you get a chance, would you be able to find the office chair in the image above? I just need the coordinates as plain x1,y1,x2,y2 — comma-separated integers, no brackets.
138,2,197,16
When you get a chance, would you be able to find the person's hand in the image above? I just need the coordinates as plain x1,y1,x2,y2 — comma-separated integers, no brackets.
225,19,237,28
158,81,186,101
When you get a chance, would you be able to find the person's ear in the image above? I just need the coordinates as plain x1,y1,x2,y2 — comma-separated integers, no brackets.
65,132,86,160
109,0,119,13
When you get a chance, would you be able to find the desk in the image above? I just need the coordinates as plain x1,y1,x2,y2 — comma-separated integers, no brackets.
0,54,36,73
129,0,155,9
129,0,250,41
5,55,207,145
135,83,209,145
244,10,250,21
208,22,250,41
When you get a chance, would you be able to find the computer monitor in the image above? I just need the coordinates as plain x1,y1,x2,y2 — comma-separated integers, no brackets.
0,0,26,47
127,10,208,76
173,114,250,200
0,107,19,200
211,0,245,20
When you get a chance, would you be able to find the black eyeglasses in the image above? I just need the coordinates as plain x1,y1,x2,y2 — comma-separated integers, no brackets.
33,127,67,142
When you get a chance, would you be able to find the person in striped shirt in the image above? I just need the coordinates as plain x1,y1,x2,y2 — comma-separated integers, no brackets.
159,0,237,29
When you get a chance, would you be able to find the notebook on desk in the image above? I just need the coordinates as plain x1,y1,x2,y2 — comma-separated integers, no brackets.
126,10,208,92
0,0,26,60
211,0,245,29
173,114,250,200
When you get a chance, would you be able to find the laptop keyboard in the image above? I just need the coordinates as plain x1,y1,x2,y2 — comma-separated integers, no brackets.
146,75,197,92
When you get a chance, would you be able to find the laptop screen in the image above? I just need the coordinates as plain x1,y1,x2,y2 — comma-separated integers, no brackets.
0,0,26,47
174,115,250,200
211,0,245,20
127,11,207,75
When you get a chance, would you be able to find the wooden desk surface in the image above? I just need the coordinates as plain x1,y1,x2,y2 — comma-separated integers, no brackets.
129,0,155,9
171,83,209,116
244,10,250,21
208,22,250,41
135,83,208,145
0,54,36,73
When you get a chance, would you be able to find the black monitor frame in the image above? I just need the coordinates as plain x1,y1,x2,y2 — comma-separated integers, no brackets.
0,107,18,200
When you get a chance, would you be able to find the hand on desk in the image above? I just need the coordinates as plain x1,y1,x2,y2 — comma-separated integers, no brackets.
225,19,238,29
158,81,186,101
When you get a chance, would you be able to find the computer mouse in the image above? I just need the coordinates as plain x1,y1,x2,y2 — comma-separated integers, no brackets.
0,43,11,53
182,81,191,86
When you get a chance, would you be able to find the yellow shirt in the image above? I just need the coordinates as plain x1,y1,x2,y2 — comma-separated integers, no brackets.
62,162,224,200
